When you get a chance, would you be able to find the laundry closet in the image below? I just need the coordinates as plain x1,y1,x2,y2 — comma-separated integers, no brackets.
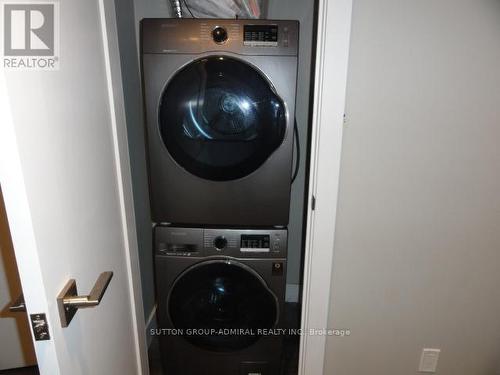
113,0,318,374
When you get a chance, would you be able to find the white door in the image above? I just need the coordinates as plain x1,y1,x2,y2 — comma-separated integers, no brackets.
0,0,148,374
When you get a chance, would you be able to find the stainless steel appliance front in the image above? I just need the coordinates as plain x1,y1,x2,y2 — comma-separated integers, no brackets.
154,226,287,375
141,19,299,226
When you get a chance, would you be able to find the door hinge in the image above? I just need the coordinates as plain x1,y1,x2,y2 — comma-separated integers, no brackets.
30,313,50,341
311,195,316,211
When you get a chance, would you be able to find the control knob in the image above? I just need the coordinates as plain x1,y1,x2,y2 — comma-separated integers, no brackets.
212,27,228,44
213,236,227,250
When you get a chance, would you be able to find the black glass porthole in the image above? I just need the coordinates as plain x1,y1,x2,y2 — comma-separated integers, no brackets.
168,260,279,352
159,56,286,181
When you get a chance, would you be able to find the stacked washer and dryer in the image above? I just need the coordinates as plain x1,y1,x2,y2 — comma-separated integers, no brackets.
141,18,299,375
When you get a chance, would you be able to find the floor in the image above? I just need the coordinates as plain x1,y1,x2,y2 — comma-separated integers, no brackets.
0,304,300,375
0,367,38,375
149,303,301,375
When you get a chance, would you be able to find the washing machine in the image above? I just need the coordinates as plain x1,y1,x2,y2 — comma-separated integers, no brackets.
141,19,299,226
154,226,287,375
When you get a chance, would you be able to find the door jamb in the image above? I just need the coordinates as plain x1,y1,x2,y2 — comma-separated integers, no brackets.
298,0,353,374
99,0,149,373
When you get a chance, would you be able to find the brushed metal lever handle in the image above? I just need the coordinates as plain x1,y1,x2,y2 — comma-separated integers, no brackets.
57,271,113,327
62,271,113,307
9,294,26,312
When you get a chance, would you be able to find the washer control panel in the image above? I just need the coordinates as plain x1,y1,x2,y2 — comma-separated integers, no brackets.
155,226,287,258
241,234,270,252
204,229,286,257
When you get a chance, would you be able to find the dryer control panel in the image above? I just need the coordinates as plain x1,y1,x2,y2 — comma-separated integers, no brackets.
243,25,278,47
155,226,287,258
141,18,298,56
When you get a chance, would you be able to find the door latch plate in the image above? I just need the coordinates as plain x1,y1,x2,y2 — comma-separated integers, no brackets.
30,313,50,341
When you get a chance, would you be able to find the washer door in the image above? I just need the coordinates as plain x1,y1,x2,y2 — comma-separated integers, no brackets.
168,260,279,352
159,56,287,181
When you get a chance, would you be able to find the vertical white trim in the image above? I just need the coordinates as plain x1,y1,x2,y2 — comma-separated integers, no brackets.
298,0,353,374
98,0,148,373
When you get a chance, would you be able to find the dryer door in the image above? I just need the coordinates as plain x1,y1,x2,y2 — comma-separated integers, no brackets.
168,260,279,352
159,56,287,181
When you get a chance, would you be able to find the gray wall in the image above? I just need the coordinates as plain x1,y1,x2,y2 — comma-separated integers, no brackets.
325,0,500,374
133,0,172,43
267,0,315,288
114,0,155,323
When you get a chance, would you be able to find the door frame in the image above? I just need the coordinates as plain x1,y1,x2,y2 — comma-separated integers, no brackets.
98,0,149,372
298,0,353,374
1,0,353,372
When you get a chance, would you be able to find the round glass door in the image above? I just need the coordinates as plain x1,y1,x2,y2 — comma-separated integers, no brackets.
159,56,286,181
168,260,279,352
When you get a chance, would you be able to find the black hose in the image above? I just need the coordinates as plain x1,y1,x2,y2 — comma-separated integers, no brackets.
183,0,195,18
291,119,300,183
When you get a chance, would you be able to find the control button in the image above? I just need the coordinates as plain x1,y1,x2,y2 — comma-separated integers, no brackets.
213,236,228,250
212,27,228,44
157,242,167,253
272,262,284,276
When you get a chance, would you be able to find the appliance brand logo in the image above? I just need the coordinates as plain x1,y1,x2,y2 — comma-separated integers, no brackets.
2,1,59,70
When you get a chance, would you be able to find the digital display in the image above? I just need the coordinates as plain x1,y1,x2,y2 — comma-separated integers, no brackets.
241,234,270,250
243,25,278,46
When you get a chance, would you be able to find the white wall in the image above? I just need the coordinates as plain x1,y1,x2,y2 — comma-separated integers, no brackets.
325,0,500,374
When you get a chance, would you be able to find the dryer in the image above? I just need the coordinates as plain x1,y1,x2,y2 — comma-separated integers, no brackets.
141,19,299,226
154,226,288,375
